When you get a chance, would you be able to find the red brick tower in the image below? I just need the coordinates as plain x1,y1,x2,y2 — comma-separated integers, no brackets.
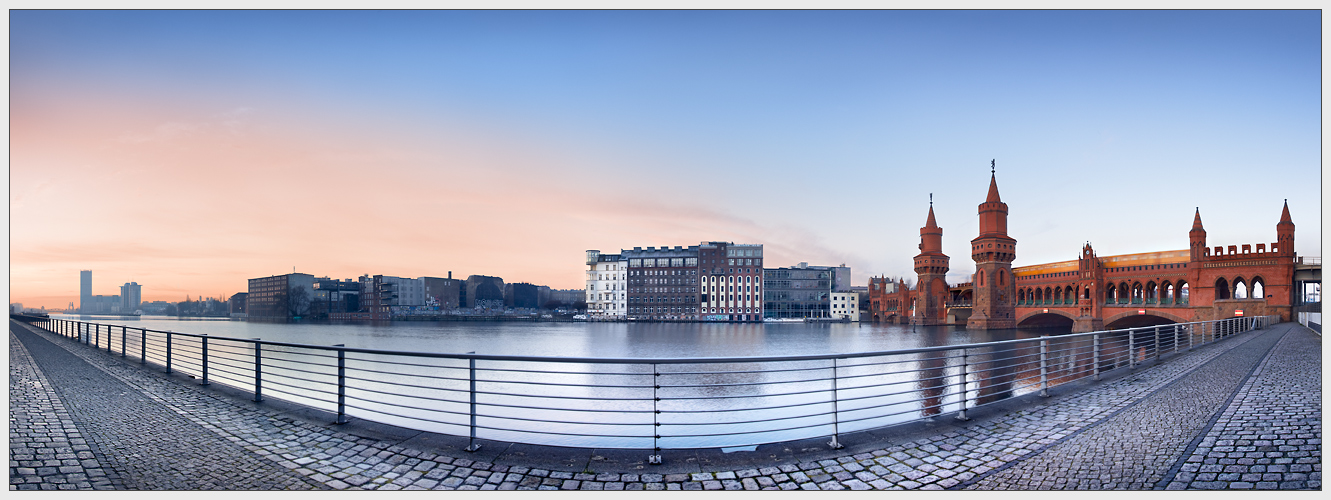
1277,200,1295,256
1187,208,1212,305
1073,243,1104,333
968,167,1017,329
912,199,950,325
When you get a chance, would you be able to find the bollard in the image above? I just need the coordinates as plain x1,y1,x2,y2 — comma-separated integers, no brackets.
1039,336,1049,397
956,350,970,421
465,352,481,452
334,345,347,424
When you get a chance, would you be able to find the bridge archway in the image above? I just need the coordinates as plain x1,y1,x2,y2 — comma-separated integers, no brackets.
1251,277,1265,298
1104,309,1189,329
1233,277,1248,299
1016,309,1076,328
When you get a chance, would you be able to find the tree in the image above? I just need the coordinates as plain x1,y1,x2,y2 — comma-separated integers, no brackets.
287,285,310,318
572,300,588,312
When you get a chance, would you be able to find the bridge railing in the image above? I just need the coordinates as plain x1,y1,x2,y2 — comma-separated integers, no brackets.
21,314,1278,464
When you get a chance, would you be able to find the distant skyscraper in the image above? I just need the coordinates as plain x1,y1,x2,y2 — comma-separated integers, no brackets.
120,282,142,313
80,270,92,313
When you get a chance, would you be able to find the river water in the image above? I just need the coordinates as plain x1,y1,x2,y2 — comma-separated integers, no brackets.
50,314,1148,450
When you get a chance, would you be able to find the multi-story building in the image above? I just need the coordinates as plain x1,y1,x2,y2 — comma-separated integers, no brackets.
585,250,627,319
119,282,142,313
697,242,765,322
763,263,850,319
505,283,540,309
831,291,861,321
228,292,248,318
423,275,465,309
246,273,315,322
626,244,704,321
465,275,506,309
547,288,586,309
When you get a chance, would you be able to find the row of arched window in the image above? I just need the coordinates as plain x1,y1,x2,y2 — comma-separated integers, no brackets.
1016,275,1267,307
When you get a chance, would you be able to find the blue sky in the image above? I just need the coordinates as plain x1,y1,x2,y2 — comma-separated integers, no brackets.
9,10,1321,304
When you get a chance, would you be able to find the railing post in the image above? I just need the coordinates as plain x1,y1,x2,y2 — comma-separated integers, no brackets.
121,326,127,357
334,345,347,424
94,324,100,348
107,324,113,354
649,363,662,465
253,339,263,402
165,331,173,374
1039,336,1049,397
140,328,147,364
1173,325,1179,355
201,335,210,386
1093,333,1101,381
956,349,970,421
1128,329,1136,369
828,358,844,449
464,352,481,452
1154,326,1160,362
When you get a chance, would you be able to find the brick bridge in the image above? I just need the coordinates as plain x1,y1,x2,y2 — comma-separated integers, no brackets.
869,170,1311,332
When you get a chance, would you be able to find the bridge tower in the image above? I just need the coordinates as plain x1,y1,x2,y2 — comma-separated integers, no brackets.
1187,208,1214,306
1073,243,1105,333
968,170,1017,330
913,200,950,325
1277,200,1295,256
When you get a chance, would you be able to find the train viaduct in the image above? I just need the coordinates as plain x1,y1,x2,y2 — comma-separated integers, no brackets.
868,169,1311,333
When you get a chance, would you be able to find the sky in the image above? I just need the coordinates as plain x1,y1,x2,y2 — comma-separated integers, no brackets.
7,9,1322,309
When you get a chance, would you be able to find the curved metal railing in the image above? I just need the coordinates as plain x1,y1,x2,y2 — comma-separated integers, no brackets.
20,314,1277,463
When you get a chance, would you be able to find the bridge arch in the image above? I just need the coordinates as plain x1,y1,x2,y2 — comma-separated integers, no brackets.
1178,282,1189,304
1104,309,1191,329
1162,281,1174,304
1017,308,1076,328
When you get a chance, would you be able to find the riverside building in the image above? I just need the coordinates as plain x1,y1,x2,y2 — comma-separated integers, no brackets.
762,263,851,320
585,250,627,319
626,245,704,321
698,242,764,322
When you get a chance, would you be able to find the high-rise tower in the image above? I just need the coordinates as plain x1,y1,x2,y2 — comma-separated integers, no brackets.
968,166,1017,329
79,270,92,313
912,198,950,325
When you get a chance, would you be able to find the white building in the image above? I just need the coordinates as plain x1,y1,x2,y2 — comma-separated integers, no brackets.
378,276,426,306
586,250,627,319
830,291,860,321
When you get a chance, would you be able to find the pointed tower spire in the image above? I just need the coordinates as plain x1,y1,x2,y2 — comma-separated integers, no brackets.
1191,207,1204,230
985,172,1001,203
1279,199,1293,224
925,197,938,229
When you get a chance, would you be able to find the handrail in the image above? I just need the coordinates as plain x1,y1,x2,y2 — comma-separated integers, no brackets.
23,313,1279,464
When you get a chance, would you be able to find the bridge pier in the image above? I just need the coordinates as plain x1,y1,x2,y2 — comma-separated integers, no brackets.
1072,316,1104,333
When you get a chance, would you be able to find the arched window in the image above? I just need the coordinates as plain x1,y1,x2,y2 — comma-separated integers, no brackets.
1215,278,1230,300
1067,286,1077,305
1035,288,1043,304
1163,282,1174,304
999,270,1006,287
1054,287,1062,304
1084,287,1092,301
979,270,985,287
1045,287,1053,305
1018,289,1026,305
1146,282,1158,303
1234,278,1247,299
1251,278,1265,298
1119,283,1129,304
1179,282,1189,304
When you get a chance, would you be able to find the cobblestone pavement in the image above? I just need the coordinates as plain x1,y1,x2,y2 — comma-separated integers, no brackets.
10,319,1321,491
9,332,120,490
1163,323,1322,490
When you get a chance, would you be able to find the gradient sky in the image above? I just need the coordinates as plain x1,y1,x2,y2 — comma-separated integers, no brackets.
8,10,1322,309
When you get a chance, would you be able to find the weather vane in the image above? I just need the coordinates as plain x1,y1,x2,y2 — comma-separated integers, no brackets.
929,193,933,206
991,159,995,174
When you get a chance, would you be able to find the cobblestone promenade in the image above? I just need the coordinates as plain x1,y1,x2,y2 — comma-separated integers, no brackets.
10,319,1320,491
